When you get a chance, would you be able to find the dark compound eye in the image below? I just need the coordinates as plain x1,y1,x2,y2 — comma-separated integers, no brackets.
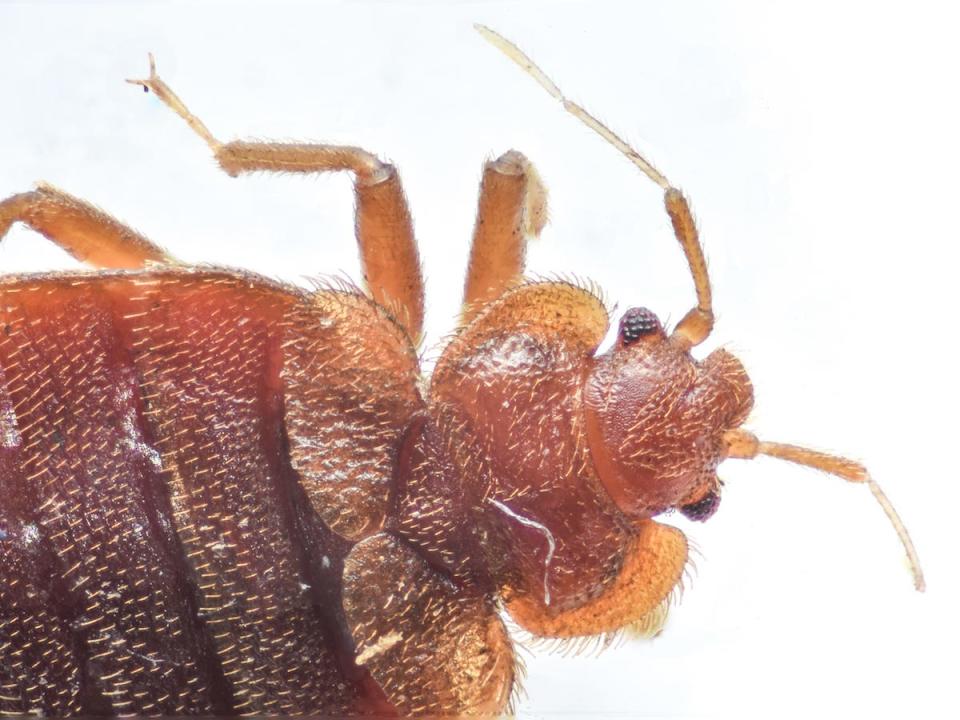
679,489,720,522
619,307,662,344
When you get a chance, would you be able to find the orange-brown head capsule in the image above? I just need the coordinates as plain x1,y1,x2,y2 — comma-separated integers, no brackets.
584,308,754,519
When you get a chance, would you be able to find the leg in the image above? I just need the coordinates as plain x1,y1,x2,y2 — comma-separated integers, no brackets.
343,533,515,715
0,183,172,269
476,25,714,348
505,519,687,639
128,56,424,343
461,150,547,324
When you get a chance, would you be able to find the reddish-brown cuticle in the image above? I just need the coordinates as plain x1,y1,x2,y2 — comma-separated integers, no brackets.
428,283,633,614
584,330,754,519
0,271,421,716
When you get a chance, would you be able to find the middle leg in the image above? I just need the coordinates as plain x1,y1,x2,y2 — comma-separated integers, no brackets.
128,56,424,343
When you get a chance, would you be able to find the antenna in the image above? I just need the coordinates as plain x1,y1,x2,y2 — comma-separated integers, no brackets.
725,429,925,592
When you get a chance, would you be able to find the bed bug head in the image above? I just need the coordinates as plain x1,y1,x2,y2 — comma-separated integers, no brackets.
585,307,753,520
582,303,924,592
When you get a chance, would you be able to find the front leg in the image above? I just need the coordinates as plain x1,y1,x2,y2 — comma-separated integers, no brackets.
506,519,688,639
461,150,547,324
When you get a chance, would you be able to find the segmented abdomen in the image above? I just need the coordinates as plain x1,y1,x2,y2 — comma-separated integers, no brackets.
0,270,395,716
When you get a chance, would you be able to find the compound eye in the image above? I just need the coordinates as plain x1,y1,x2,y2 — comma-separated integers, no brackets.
679,488,720,522
619,307,662,345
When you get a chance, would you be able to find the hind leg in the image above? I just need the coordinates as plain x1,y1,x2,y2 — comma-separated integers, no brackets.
0,183,173,269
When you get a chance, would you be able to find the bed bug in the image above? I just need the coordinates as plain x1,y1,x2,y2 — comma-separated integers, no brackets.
0,25,923,718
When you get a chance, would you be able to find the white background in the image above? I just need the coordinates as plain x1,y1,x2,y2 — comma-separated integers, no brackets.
2,2,957,718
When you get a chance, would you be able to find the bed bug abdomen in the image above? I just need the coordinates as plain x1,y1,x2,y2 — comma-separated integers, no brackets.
0,270,410,716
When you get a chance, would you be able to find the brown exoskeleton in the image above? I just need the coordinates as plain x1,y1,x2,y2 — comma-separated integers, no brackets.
0,26,923,717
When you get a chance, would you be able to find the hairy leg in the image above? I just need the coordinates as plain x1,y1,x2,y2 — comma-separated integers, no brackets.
505,519,687,639
0,183,172,269
129,56,424,342
461,150,547,324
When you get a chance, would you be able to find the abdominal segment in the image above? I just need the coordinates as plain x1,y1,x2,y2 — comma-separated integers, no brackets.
0,271,394,716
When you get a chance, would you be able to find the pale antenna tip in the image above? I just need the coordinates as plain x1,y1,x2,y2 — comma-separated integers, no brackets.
473,24,503,45
866,476,926,592
473,24,671,190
